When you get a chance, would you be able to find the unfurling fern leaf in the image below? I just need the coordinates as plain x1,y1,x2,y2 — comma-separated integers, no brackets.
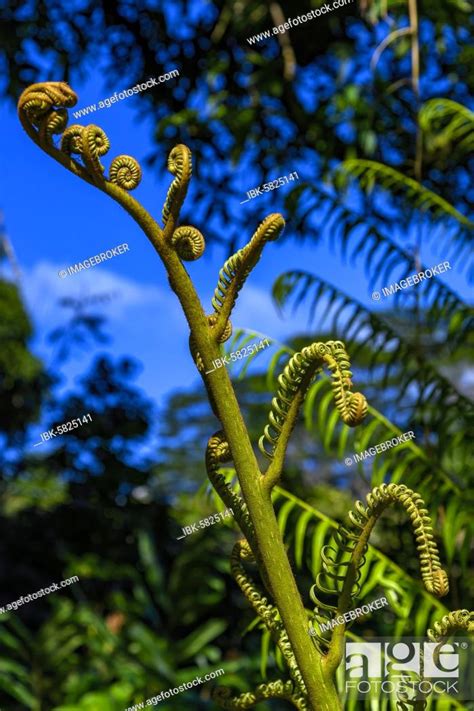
258,341,367,491
427,609,474,641
310,483,448,653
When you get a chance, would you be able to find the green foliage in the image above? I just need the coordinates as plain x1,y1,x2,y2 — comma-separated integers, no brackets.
0,470,69,516
335,159,473,229
0,522,240,710
208,475,465,708
420,98,474,154
270,486,449,635
272,270,473,429
0,279,50,436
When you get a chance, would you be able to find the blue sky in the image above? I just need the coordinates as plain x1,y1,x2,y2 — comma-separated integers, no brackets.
1,62,470,422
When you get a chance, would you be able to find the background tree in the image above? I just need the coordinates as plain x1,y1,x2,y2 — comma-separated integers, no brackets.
0,0,472,708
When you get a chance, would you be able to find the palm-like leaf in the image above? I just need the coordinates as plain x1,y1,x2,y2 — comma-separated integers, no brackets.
272,270,474,437
284,181,473,285
334,159,473,231
420,98,474,154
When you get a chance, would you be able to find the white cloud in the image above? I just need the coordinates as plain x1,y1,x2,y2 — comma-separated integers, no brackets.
20,260,179,326
19,261,195,403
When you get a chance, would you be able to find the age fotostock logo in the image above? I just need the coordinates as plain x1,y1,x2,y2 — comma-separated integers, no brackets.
345,639,473,701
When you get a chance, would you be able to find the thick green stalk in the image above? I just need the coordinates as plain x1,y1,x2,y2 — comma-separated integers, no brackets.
101,182,340,710
147,230,341,710
207,372,340,710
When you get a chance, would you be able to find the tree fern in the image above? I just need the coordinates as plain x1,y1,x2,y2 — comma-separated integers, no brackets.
19,79,472,711
272,270,473,435
334,159,474,230
284,181,473,285
420,98,474,154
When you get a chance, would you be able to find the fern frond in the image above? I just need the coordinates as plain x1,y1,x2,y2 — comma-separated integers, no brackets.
246,482,454,688
212,679,308,710
420,98,474,154
231,539,280,632
314,484,448,677
258,341,367,491
284,180,473,283
229,328,467,505
206,432,254,543
162,144,192,232
210,214,285,341
230,539,307,698
311,484,448,654
272,269,474,433
335,159,474,230
207,481,452,693
427,609,474,642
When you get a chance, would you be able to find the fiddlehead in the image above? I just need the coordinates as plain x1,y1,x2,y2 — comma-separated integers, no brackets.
206,433,254,542
427,609,474,641
61,124,85,155
311,484,449,653
212,680,309,710
38,107,68,146
171,225,205,261
365,485,449,597
231,540,280,630
18,82,77,143
162,144,192,231
327,341,368,425
19,82,143,193
109,155,142,190
81,124,111,183
259,341,367,489
395,610,474,711
210,213,285,342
